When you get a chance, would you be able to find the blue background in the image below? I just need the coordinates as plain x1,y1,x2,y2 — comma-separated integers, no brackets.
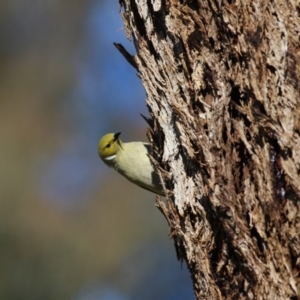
0,0,194,299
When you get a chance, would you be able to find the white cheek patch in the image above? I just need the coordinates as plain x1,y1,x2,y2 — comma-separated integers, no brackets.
104,154,116,161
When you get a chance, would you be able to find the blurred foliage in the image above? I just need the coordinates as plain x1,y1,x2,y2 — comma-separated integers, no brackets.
0,0,194,299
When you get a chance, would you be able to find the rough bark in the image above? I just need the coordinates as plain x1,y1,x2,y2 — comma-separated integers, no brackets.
117,0,300,299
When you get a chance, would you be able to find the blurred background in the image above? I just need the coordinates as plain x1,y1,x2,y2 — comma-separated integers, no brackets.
0,0,194,299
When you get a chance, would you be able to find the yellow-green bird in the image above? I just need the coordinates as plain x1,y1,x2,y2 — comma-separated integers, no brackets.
98,132,165,196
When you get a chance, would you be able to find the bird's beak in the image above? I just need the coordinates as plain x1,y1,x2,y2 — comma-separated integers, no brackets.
114,132,123,149
114,132,121,140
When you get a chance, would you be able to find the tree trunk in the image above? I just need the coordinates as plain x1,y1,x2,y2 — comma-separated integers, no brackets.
117,0,300,299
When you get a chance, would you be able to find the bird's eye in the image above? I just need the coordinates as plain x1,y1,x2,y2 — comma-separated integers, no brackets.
105,143,111,148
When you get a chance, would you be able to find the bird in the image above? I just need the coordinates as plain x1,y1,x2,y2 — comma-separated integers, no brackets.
98,132,165,196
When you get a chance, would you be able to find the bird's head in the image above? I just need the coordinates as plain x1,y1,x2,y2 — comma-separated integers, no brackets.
98,132,122,163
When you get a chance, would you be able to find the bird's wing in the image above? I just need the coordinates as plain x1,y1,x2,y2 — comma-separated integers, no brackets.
134,181,165,196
